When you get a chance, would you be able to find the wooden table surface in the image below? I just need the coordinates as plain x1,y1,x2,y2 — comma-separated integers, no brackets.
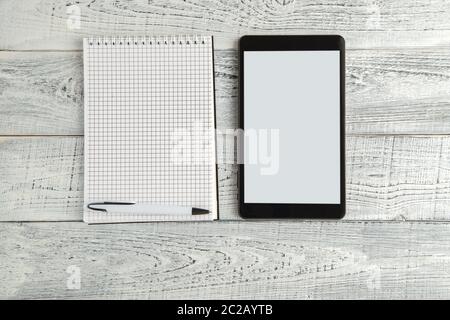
1,0,450,299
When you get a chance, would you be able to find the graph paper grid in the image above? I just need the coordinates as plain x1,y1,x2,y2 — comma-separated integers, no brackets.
83,35,217,223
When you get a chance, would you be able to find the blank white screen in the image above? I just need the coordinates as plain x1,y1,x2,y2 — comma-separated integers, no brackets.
244,51,340,204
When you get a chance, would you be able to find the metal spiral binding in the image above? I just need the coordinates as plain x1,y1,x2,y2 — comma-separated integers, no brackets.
87,35,208,46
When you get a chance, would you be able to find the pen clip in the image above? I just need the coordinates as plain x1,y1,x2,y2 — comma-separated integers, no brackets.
87,202,136,212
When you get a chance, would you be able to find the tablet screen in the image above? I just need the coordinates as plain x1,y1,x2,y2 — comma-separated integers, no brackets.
243,50,341,204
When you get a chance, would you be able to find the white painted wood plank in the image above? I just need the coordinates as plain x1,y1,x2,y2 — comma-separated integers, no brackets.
1,49,450,135
0,52,83,135
1,220,450,299
1,0,450,50
0,137,83,221
1,135,449,221
347,135,450,220
0,136,237,221
347,50,450,134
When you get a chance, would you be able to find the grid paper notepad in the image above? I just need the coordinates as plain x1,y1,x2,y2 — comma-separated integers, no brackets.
83,35,218,224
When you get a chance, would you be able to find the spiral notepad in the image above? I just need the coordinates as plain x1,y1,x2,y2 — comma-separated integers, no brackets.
83,36,218,224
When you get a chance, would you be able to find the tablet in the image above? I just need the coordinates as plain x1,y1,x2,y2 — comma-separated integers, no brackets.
239,35,345,219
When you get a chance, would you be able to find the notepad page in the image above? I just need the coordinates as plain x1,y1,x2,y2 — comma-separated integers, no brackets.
83,36,217,223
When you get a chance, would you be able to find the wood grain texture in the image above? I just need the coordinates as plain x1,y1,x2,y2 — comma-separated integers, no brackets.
1,48,450,135
1,135,449,221
1,0,450,50
0,137,83,221
2,220,450,299
0,52,83,135
0,136,237,221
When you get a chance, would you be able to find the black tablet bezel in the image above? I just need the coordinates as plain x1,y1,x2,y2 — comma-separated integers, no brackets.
239,35,345,219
